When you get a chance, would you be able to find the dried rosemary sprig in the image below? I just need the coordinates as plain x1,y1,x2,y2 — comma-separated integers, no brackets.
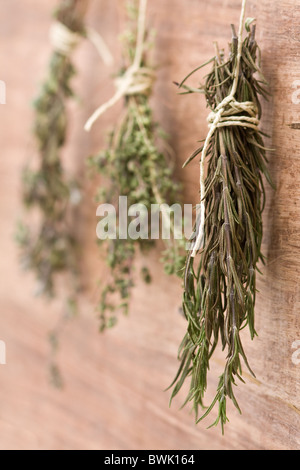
16,0,89,298
87,0,185,331
169,3,273,433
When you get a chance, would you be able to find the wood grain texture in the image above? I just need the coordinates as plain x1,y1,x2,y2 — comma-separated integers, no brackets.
0,0,299,450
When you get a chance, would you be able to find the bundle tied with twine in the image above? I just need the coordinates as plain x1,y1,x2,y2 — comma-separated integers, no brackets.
17,0,90,299
85,0,154,132
169,0,274,433
86,0,185,331
50,0,113,63
16,0,113,386
17,0,113,300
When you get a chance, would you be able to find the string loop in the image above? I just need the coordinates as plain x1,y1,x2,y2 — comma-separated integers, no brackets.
50,21,113,65
84,0,149,132
50,21,81,55
207,98,259,130
191,0,252,257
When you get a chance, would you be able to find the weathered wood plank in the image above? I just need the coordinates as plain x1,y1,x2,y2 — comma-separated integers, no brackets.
0,0,299,450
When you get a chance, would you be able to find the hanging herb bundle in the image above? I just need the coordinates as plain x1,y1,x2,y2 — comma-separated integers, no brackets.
16,0,112,299
16,0,90,298
169,0,273,432
16,1,114,385
86,0,185,332
15,0,92,386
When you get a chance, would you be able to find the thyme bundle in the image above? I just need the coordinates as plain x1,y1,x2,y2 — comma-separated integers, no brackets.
16,0,90,298
15,0,91,385
86,0,185,331
169,1,273,432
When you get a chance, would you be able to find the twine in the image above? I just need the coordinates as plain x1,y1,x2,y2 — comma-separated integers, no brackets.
207,100,259,130
114,67,155,97
50,21,81,55
191,0,257,258
86,27,114,66
50,21,113,65
84,0,152,132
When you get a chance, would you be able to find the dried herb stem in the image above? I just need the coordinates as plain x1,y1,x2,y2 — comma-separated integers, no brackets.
169,3,273,433
16,0,90,384
88,0,185,330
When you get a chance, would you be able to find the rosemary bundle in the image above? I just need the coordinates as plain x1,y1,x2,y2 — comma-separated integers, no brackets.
86,0,185,331
169,2,273,432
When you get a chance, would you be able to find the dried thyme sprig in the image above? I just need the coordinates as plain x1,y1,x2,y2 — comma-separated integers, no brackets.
87,0,185,331
16,0,89,298
15,0,90,384
169,6,273,433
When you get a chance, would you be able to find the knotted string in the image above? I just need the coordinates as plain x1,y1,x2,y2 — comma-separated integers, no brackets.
50,21,81,55
50,21,113,65
84,0,152,132
191,0,256,257
207,99,259,130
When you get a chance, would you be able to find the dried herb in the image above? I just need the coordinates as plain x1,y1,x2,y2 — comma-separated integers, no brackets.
16,0,89,298
169,1,273,433
15,0,90,384
86,0,185,331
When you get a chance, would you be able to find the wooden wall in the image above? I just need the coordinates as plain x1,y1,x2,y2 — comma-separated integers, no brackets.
0,0,299,450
